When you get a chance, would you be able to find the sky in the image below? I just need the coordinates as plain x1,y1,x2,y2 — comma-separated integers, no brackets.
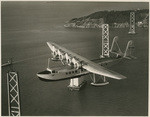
48,1,149,16
1,1,149,20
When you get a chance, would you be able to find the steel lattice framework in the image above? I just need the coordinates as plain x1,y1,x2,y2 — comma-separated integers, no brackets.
7,72,21,116
129,12,135,34
101,24,109,57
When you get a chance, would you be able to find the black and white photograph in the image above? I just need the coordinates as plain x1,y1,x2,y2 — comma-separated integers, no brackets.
1,1,149,116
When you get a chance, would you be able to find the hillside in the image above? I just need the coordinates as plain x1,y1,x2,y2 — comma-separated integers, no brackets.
64,9,149,28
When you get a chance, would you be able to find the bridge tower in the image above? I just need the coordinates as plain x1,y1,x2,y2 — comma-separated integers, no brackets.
7,71,21,116
128,12,135,34
100,24,110,58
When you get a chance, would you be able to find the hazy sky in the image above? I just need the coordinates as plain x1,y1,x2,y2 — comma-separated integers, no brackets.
49,2,149,16
2,1,149,19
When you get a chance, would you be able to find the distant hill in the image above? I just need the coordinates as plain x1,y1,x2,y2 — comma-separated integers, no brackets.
64,9,149,28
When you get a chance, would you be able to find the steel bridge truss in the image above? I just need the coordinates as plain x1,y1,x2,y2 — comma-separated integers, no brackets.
7,72,21,116
101,24,110,58
129,12,135,34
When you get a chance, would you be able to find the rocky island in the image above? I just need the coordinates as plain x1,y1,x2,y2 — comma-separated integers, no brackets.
64,9,149,28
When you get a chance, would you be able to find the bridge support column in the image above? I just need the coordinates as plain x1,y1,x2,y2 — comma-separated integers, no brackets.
128,12,136,34
68,77,86,91
100,24,110,58
7,71,21,116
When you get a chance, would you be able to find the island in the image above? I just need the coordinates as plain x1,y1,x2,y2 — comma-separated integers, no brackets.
64,9,149,28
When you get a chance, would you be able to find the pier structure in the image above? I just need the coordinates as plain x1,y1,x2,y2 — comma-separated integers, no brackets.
128,12,136,34
68,77,86,91
7,71,21,116
100,24,110,58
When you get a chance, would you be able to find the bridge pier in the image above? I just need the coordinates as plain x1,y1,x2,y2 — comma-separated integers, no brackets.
68,77,86,91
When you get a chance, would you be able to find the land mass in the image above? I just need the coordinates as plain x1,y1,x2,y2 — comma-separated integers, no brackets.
64,9,149,28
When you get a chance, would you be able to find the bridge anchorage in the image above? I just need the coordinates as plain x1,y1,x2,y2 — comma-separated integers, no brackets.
128,12,136,34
